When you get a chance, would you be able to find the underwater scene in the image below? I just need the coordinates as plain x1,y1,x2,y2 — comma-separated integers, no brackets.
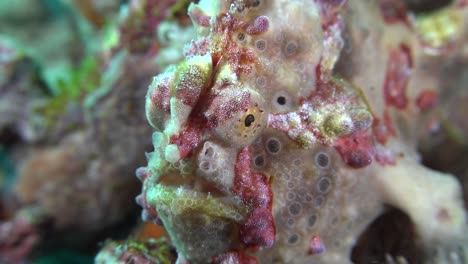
0,0,467,263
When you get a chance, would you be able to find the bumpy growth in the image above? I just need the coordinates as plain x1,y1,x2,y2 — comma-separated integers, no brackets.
136,0,467,263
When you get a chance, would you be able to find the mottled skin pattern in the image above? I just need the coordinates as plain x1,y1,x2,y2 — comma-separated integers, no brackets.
138,0,468,263
96,238,177,264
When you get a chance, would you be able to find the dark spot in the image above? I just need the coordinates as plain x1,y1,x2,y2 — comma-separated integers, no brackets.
286,218,295,228
256,40,266,51
315,152,329,168
254,155,265,167
313,195,325,209
204,147,214,158
308,214,317,228
288,234,299,245
277,96,286,105
245,114,255,127
252,0,260,7
285,41,298,56
317,177,332,194
238,32,246,41
289,202,302,215
266,138,281,154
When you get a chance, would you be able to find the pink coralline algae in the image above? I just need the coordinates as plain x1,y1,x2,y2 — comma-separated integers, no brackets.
130,0,468,263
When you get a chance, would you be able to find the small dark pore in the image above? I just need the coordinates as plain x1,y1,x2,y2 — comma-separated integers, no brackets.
315,152,329,168
267,138,281,153
277,96,286,105
289,203,302,215
204,147,214,158
288,234,299,245
254,155,265,167
285,41,298,56
318,177,332,193
256,40,266,51
308,214,317,228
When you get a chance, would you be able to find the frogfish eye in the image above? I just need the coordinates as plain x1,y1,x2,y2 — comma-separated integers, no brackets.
244,114,255,127
207,87,268,147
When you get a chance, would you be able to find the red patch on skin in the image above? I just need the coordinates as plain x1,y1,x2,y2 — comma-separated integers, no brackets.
189,6,211,27
245,16,269,35
334,131,374,168
317,0,348,28
370,110,397,166
379,0,411,27
372,109,397,145
383,109,397,137
212,251,259,264
384,44,413,110
232,147,275,249
169,117,204,159
150,83,171,113
416,90,438,112
209,13,256,75
311,66,349,103
184,37,211,57
206,89,250,128
176,85,202,107
373,118,388,145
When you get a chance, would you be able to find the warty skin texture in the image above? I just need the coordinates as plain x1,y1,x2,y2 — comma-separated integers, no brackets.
135,0,468,263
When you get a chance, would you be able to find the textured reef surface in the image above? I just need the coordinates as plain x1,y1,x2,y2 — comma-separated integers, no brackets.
1,0,468,264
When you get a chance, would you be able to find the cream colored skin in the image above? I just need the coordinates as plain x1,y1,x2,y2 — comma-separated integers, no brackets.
141,0,468,263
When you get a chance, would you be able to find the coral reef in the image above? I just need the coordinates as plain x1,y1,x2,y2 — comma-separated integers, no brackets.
134,0,468,263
